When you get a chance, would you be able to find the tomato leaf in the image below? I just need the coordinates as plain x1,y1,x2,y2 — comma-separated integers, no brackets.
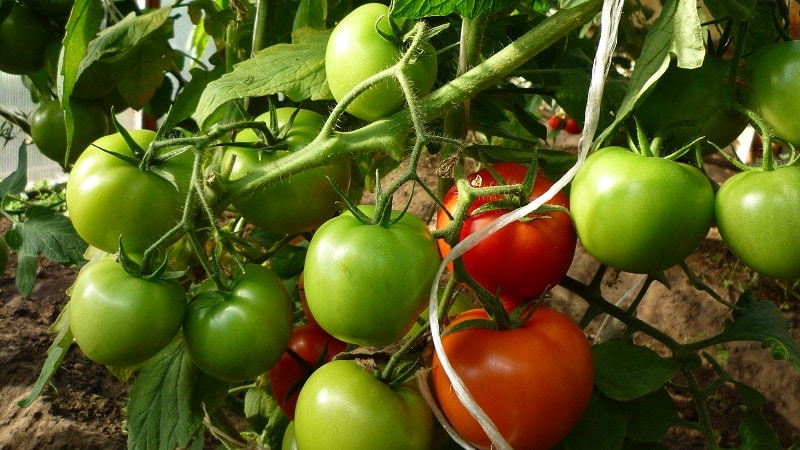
556,391,627,450
623,388,683,442
593,340,679,401
715,291,800,370
161,65,225,132
195,28,332,130
390,0,515,19
17,307,73,408
596,0,705,146
735,413,782,450
5,205,88,298
0,142,28,198
127,339,229,450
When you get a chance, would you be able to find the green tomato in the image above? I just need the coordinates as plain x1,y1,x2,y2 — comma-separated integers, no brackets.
570,146,714,273
282,421,299,450
635,56,747,154
715,166,800,279
303,205,441,346
30,99,110,168
741,41,800,148
294,359,434,450
325,3,437,122
225,108,351,234
183,264,293,382
68,257,186,367
23,0,74,19
66,130,193,255
0,3,53,75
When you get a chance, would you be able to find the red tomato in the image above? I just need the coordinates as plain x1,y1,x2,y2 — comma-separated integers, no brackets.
268,323,347,419
436,163,576,305
563,116,582,134
548,115,565,130
431,306,594,449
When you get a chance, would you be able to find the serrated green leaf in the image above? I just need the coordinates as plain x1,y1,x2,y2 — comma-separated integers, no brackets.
115,37,176,110
293,0,326,30
195,28,332,130
625,389,682,442
17,307,73,407
127,339,229,450
244,386,273,433
12,205,88,265
593,340,679,401
61,0,104,103
12,254,37,299
391,0,516,19
736,413,782,450
733,381,766,410
719,291,800,371
0,143,27,197
556,392,628,450
596,0,705,145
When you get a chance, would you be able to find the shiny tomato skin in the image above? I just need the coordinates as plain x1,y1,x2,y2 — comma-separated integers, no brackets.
437,163,576,304
294,359,434,449
0,3,52,75
569,146,714,274
325,3,437,122
715,166,800,279
268,323,347,420
226,108,351,234
431,306,594,450
66,130,193,255
30,99,110,168
183,264,293,382
741,41,800,148
68,257,186,367
635,56,747,153
303,205,441,346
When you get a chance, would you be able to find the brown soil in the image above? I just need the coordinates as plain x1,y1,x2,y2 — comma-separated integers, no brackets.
1,153,799,449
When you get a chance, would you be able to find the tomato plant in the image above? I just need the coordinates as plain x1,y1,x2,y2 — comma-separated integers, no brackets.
268,323,347,420
294,359,434,449
23,0,73,19
634,56,747,153
741,40,800,148
225,108,351,234
68,257,186,367
30,99,110,167
5,0,800,448
325,3,438,122
715,166,800,280
431,306,594,450
303,205,441,346
569,146,714,273
437,162,576,305
65,129,193,255
0,234,8,274
0,2,52,75
183,264,293,382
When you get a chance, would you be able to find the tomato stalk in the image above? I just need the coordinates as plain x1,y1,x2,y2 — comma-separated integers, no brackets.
218,0,602,207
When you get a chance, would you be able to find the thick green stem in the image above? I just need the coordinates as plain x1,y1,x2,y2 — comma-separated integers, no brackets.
219,0,602,207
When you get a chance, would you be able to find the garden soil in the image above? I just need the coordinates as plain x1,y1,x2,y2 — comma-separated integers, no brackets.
1,152,799,449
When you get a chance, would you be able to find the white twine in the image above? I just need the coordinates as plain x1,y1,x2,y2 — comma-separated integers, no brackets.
426,0,627,447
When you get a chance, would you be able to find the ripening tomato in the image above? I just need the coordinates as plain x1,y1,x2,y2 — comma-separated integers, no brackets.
225,108,351,234
431,306,594,450
303,205,441,346
715,166,800,279
68,257,186,367
183,264,293,382
325,3,437,121
294,359,434,449
437,163,576,305
268,323,347,420
570,146,714,273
